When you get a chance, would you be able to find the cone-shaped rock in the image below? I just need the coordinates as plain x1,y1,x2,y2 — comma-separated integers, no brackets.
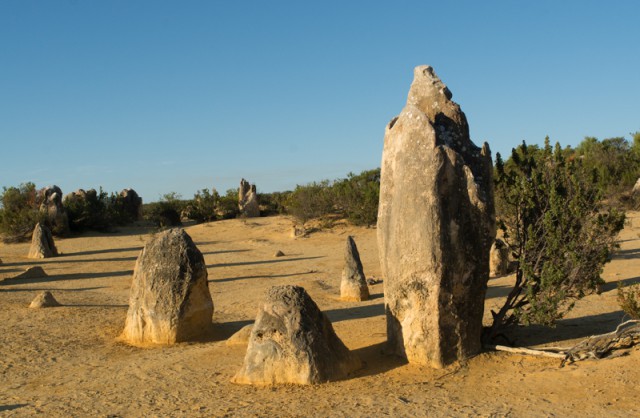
377,65,495,368
28,223,58,259
121,228,213,346
340,236,369,301
489,239,510,277
233,285,362,385
29,291,61,308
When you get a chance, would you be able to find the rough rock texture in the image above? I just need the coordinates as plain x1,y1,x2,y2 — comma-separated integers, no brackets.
119,188,143,220
121,228,213,346
29,291,61,308
28,223,58,259
377,65,495,368
489,239,511,277
226,324,254,346
233,285,362,385
238,179,260,218
9,266,48,280
38,185,69,235
340,236,369,301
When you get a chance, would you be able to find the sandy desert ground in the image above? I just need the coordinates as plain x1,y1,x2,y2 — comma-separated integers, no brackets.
1,212,639,417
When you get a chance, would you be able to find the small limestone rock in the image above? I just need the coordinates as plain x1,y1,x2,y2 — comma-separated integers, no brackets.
274,250,285,257
633,178,640,194
11,266,48,280
29,291,61,308
28,223,58,259
489,239,511,277
121,228,213,346
340,236,369,301
226,324,254,346
238,179,260,218
233,285,362,385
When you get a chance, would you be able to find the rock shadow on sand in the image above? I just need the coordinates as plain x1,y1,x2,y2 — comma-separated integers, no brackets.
207,255,324,268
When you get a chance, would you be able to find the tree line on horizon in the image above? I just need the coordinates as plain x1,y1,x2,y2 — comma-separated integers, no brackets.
2,132,640,333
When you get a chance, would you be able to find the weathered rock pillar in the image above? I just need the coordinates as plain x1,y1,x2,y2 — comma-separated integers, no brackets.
377,65,495,368
121,228,213,345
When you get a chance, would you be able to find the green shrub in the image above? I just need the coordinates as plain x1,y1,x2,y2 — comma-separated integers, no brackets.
143,192,185,227
333,169,380,226
490,138,625,334
215,188,240,220
0,182,42,242
617,283,640,319
285,180,336,224
183,188,217,223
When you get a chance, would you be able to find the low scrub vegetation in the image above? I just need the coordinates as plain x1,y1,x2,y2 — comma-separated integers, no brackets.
618,283,640,319
489,138,626,335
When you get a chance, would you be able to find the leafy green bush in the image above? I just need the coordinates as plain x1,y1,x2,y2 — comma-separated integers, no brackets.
490,138,625,334
285,180,336,224
333,169,380,226
183,188,218,223
0,182,42,242
617,283,640,319
64,188,113,232
214,188,240,220
258,191,292,216
143,192,185,227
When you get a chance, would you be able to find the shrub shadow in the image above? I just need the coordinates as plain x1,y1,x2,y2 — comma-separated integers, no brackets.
505,310,627,347
612,248,640,260
600,276,640,292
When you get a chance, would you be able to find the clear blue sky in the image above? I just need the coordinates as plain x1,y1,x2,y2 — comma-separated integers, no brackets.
1,1,638,202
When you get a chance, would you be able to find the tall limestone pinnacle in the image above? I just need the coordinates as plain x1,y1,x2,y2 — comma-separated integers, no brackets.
377,65,495,368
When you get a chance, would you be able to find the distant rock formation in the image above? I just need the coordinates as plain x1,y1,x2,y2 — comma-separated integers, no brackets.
29,291,61,308
28,223,58,259
233,285,362,385
633,178,640,194
377,65,495,368
121,228,213,346
119,188,143,221
489,239,511,277
340,236,369,301
38,185,69,235
238,179,260,218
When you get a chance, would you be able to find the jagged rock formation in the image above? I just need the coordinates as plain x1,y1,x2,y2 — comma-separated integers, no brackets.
29,291,61,308
119,188,143,221
121,228,213,346
238,179,260,218
233,285,362,385
490,239,511,277
28,223,58,259
377,65,495,368
38,185,69,235
340,236,369,301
